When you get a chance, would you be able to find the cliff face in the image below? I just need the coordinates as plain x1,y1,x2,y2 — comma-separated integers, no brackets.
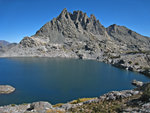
1,8,150,76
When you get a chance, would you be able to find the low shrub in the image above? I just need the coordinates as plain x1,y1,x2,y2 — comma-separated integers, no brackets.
11,104,16,107
141,84,150,101
135,62,139,65
128,61,132,64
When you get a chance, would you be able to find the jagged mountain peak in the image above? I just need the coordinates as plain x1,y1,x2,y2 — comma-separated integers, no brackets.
90,14,97,21
58,8,70,19
34,9,106,40
61,8,68,14
25,9,150,47
56,9,100,27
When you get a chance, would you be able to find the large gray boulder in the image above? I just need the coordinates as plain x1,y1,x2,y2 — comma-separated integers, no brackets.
0,102,53,113
132,80,144,87
27,101,53,113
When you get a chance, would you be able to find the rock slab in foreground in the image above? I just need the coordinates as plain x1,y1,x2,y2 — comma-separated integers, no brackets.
0,101,65,113
0,85,15,94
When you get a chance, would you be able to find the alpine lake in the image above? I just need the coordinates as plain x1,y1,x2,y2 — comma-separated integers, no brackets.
0,57,149,106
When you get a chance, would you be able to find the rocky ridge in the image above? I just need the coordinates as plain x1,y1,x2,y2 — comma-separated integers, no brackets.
0,40,10,48
0,41,17,55
0,8,150,76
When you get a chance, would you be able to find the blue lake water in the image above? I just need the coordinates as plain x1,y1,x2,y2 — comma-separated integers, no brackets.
0,58,149,106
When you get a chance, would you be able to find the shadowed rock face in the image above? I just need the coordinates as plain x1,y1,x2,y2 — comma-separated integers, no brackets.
1,8,150,76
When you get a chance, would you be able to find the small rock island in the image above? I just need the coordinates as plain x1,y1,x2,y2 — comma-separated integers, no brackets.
0,85,15,94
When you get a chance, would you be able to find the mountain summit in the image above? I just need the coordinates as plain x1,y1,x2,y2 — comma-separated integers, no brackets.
33,8,107,43
1,8,150,76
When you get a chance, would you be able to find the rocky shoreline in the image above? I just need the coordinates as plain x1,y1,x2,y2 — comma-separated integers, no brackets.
0,80,150,113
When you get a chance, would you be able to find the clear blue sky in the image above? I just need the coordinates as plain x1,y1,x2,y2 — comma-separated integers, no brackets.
0,0,150,43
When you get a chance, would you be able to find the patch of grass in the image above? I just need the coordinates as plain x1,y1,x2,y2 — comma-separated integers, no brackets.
125,51,150,54
46,109,65,113
53,103,64,108
69,94,142,113
77,98,81,103
70,98,96,104
128,61,132,64
135,62,139,65
62,45,66,51
11,104,16,107
110,55,120,59
22,103,28,105
70,100,122,113
141,83,150,101
143,67,150,71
